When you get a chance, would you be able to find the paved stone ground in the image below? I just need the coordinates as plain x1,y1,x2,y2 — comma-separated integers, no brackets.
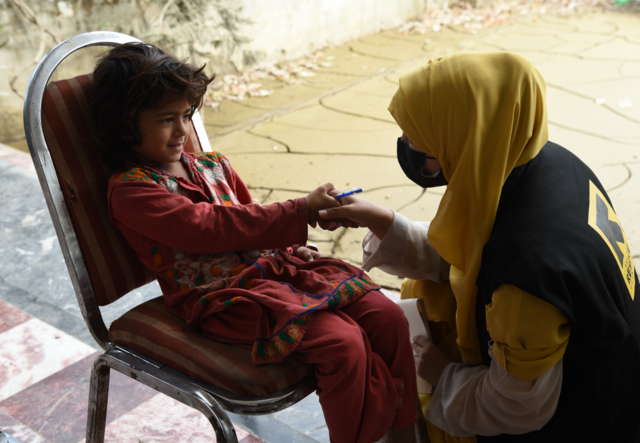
1,8,639,443
204,9,640,290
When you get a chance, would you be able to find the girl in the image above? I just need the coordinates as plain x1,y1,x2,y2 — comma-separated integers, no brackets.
91,42,419,443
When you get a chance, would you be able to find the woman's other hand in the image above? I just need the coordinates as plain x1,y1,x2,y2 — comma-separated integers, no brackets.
318,196,394,240
413,336,454,387
296,246,323,262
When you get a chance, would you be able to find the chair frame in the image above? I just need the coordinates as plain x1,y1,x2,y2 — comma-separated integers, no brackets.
23,31,316,443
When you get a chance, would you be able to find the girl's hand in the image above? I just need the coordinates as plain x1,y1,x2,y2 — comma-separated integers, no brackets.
296,246,323,262
305,184,361,229
412,336,454,387
317,220,342,231
306,183,341,227
318,196,394,239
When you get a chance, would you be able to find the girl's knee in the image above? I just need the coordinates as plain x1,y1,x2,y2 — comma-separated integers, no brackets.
335,329,367,369
302,313,367,371
388,301,409,325
374,302,410,337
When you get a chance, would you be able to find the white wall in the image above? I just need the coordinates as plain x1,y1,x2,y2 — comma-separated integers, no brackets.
241,0,426,63
0,0,426,141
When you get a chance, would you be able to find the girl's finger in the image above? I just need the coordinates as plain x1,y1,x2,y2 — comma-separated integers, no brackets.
318,220,337,230
337,218,356,228
299,249,314,262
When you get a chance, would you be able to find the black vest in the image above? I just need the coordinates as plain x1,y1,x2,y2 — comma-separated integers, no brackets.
476,142,640,442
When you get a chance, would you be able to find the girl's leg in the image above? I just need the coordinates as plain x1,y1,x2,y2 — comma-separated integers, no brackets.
199,295,413,442
199,302,260,349
293,309,402,443
339,291,419,430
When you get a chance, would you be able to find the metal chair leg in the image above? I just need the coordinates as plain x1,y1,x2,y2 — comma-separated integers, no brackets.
416,397,430,443
93,350,239,443
86,358,111,443
189,393,239,443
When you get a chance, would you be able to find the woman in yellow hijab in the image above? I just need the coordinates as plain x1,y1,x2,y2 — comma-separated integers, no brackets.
320,51,640,443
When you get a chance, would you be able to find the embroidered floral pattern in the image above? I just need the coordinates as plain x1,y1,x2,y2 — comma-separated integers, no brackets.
194,152,228,191
115,152,380,366
250,273,378,365
114,168,153,183
219,194,233,206
118,154,271,292
150,246,162,266
195,151,224,168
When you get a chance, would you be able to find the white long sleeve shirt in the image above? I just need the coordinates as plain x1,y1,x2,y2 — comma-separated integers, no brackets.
361,211,562,437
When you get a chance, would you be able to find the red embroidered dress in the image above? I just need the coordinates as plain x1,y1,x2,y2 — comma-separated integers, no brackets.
108,151,379,364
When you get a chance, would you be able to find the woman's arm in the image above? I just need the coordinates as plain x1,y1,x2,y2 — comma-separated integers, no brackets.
319,197,447,281
414,285,570,436
362,211,449,281
319,195,394,238
426,351,563,437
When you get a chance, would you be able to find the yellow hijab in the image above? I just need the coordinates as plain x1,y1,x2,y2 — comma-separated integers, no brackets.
389,52,548,365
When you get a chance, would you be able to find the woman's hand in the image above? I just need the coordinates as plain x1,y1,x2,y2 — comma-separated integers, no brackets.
413,336,454,387
318,196,394,240
296,246,322,262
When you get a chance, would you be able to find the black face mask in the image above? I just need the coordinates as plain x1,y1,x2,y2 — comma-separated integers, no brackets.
397,138,448,188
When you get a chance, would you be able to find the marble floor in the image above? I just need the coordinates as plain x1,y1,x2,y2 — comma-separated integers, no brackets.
0,148,274,443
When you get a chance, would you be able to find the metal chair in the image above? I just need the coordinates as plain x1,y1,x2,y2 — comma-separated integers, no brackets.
23,31,317,443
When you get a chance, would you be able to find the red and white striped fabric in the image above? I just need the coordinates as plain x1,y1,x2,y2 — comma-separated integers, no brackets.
110,297,312,396
42,74,201,305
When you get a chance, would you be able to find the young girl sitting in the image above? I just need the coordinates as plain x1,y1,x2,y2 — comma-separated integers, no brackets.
91,42,418,443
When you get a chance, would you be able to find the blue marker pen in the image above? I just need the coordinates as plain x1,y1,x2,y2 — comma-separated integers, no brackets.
334,187,363,199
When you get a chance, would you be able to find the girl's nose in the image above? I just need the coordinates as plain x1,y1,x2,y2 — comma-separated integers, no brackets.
175,119,188,136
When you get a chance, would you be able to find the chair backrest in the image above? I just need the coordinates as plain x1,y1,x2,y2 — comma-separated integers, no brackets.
24,31,212,347
43,74,204,306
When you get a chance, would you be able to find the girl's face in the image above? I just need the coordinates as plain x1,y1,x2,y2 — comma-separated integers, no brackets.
132,96,192,169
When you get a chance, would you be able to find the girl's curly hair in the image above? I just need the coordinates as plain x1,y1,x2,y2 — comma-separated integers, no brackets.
90,42,214,168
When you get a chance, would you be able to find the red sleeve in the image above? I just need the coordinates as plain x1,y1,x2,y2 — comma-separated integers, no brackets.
108,180,308,254
225,162,253,205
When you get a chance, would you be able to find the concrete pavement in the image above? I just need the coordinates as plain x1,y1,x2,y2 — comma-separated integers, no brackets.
206,9,640,290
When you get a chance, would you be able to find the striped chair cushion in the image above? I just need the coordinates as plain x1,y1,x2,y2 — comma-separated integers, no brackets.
109,297,314,396
42,74,202,306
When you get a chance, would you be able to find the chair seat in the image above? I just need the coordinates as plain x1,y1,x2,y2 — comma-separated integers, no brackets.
109,297,314,397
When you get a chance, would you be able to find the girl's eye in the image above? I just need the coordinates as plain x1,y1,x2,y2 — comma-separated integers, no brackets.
183,114,192,121
161,118,172,124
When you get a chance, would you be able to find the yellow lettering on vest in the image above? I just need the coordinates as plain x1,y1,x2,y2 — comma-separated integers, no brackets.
588,181,636,300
